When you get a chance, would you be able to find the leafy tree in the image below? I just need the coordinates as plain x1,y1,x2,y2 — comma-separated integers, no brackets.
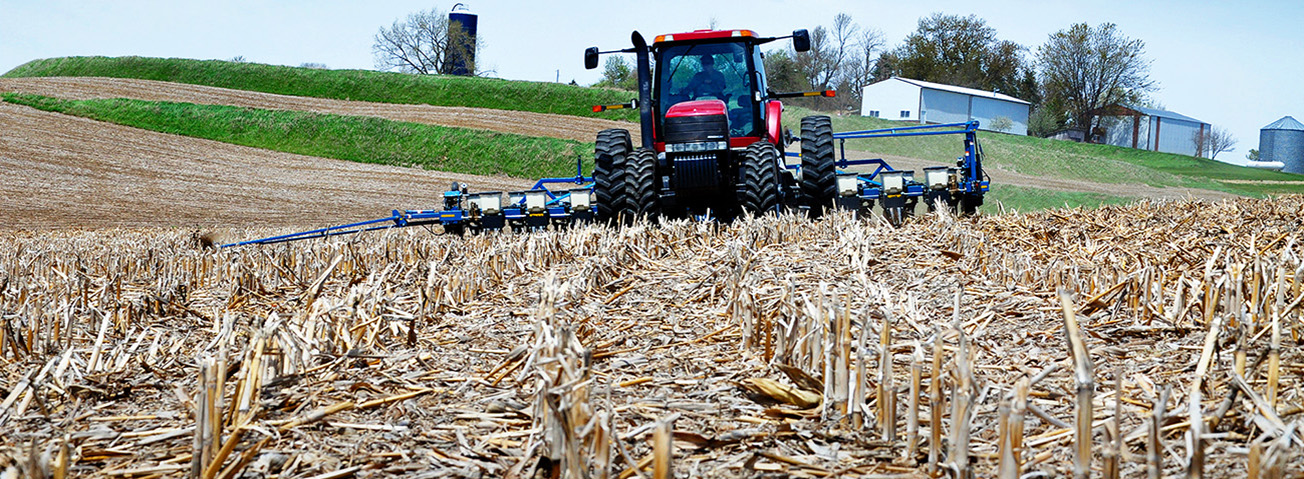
763,49,809,94
877,13,1032,99
373,6,479,75
1027,105,1066,138
1246,149,1260,161
1037,23,1154,133
594,56,636,91
870,51,900,83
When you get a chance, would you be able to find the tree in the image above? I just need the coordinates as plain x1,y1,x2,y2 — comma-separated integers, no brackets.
1027,102,1067,138
1193,126,1236,160
1037,23,1154,134
795,13,858,93
870,51,900,83
373,7,478,75
594,56,636,91
1246,149,1260,161
763,49,807,93
839,28,886,111
773,13,882,111
880,13,1032,97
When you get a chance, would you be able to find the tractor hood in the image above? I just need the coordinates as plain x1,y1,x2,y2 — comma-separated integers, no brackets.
665,100,727,119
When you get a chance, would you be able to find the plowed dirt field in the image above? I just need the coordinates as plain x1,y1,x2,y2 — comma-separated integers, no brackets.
0,101,525,230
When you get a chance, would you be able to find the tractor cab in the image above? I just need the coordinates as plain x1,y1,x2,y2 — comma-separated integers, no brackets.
652,32,765,143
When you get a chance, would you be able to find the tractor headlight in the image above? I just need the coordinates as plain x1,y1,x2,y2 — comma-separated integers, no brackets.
524,189,548,214
569,188,592,212
924,167,950,191
666,141,728,153
470,192,502,215
836,173,860,197
880,170,907,194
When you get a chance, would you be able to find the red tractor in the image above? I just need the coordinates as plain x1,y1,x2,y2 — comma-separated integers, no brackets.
585,28,837,222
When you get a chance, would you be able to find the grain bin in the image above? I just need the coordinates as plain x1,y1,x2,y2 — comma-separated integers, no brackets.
446,3,478,76
1259,116,1304,174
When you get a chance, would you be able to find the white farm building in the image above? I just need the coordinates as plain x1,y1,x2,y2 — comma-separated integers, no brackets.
1093,104,1211,157
859,77,1030,135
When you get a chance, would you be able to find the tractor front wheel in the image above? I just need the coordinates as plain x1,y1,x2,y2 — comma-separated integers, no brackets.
800,115,836,218
594,129,633,223
626,147,660,221
737,142,781,217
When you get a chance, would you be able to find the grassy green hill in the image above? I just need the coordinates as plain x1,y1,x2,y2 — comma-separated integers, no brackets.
3,93,591,180
4,56,638,121
6,56,1302,212
778,107,1303,199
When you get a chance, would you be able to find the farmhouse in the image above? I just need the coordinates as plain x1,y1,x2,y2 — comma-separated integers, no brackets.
859,77,1030,135
1092,104,1211,157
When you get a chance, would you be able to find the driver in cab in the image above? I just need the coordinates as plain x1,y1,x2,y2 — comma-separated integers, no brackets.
683,55,726,100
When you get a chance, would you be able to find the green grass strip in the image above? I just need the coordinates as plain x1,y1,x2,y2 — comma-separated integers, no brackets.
781,106,1304,198
4,93,594,180
4,56,638,122
984,184,1136,213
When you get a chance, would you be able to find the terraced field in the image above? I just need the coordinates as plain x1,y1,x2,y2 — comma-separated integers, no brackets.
0,76,1251,232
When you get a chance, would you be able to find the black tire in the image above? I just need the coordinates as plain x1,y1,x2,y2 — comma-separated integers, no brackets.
737,142,781,217
594,129,632,223
959,193,983,216
625,147,660,220
800,115,836,218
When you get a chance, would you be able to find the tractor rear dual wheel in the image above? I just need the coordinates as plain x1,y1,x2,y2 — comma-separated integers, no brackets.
800,115,837,218
594,129,632,223
737,142,782,217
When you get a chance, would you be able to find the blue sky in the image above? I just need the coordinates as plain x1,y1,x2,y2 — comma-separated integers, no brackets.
2,0,1301,165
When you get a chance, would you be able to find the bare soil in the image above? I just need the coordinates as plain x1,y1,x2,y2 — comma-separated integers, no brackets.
0,101,526,231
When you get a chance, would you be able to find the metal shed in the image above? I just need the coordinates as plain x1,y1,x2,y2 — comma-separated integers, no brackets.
1260,116,1304,174
1093,105,1211,157
860,77,1030,135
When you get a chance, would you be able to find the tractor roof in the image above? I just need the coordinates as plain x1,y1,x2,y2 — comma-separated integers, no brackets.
653,29,758,45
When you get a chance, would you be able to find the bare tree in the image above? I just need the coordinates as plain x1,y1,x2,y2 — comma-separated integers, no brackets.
1037,23,1155,133
372,7,477,75
1193,126,1236,160
839,27,886,109
796,13,858,92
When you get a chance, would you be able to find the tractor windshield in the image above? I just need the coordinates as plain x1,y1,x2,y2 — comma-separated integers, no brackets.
657,42,754,137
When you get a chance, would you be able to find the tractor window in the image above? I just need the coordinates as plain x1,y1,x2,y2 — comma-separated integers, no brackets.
657,42,754,136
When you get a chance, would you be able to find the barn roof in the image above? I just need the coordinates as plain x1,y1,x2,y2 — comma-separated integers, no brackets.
1127,105,1205,124
1091,104,1207,124
1262,116,1304,131
890,77,1031,105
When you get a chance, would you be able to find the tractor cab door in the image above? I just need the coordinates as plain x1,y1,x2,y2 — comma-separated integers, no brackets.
655,42,758,139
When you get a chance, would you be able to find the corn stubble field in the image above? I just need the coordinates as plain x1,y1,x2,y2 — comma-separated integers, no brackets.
1,197,1302,479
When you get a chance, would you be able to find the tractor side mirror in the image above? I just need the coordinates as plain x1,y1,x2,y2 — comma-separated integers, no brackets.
584,47,599,70
792,29,811,52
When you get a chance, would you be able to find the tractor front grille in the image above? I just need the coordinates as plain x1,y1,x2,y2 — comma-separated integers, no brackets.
672,153,720,189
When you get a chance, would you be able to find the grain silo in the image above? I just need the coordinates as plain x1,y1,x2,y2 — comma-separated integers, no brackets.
1260,116,1304,174
445,3,478,76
